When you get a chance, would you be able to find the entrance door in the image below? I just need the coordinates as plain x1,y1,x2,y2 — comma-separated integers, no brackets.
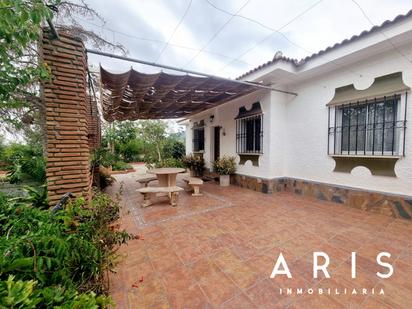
214,126,220,161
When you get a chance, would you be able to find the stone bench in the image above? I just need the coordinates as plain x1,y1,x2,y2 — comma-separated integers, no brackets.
183,177,204,196
136,176,157,187
136,186,184,207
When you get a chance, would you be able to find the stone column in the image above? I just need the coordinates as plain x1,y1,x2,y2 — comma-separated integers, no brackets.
41,30,91,205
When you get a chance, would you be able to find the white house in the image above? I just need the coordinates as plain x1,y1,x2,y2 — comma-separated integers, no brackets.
183,9,412,219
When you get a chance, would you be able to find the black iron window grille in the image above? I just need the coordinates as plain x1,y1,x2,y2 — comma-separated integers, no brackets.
236,114,263,154
193,124,205,152
328,93,408,156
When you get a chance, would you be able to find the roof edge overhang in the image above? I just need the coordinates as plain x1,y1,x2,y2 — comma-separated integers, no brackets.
239,10,412,84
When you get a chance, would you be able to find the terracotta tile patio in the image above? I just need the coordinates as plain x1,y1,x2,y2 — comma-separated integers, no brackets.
106,166,412,308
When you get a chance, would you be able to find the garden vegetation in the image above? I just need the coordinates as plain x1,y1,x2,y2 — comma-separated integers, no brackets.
99,120,186,171
0,1,139,307
0,191,132,308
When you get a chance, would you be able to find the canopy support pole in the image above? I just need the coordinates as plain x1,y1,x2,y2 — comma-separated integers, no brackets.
86,49,297,96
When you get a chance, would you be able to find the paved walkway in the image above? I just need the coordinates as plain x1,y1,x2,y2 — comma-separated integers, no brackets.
106,166,412,308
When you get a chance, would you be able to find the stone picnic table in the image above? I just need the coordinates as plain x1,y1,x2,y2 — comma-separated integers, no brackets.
136,167,185,207
147,167,185,187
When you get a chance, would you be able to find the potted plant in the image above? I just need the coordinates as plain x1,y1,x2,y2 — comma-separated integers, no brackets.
213,156,236,186
182,154,205,177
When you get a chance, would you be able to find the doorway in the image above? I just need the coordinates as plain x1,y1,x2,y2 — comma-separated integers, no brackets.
214,126,220,161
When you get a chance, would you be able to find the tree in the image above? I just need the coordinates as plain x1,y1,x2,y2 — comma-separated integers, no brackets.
137,120,168,162
101,121,143,162
163,138,185,159
0,0,126,140
111,121,138,145
0,0,53,130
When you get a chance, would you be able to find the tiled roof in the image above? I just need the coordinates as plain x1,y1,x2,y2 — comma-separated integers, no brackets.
237,9,412,80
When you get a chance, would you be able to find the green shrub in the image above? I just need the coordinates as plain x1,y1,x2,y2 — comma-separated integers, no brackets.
213,156,237,175
0,275,110,308
23,156,46,183
154,158,184,168
182,154,204,176
0,190,131,307
1,143,32,163
112,161,133,171
0,276,39,308
91,148,117,168
98,167,116,189
1,143,45,183
10,185,48,209
7,162,24,184
162,140,185,160
117,139,144,162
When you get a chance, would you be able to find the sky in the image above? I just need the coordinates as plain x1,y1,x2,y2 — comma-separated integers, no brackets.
77,0,412,79
3,0,411,142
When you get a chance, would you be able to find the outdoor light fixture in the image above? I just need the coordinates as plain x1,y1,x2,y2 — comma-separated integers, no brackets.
222,128,226,136
209,115,214,123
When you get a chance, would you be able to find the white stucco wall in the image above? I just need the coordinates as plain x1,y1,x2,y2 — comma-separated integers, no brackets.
284,44,412,196
185,43,412,196
186,90,274,178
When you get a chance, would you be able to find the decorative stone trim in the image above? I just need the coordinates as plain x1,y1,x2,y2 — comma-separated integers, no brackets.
231,173,412,220
231,174,271,193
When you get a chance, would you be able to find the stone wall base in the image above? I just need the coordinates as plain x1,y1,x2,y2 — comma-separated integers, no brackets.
231,174,412,220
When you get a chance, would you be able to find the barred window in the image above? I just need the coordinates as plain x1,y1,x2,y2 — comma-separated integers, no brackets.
192,124,204,152
236,114,263,154
328,95,407,156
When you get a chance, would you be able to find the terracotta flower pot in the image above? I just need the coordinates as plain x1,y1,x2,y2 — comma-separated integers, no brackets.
219,175,230,186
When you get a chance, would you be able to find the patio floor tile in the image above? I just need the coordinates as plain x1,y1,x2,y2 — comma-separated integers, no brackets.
220,293,256,309
165,285,210,309
196,270,240,305
245,279,282,308
127,272,170,309
373,281,412,308
245,253,276,280
106,168,412,308
161,265,195,293
289,293,345,309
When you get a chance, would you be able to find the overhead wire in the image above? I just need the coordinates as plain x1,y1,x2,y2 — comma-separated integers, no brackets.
182,0,251,68
154,0,193,63
204,0,372,79
212,0,323,74
77,16,253,67
206,0,320,56
79,1,404,81
350,0,412,65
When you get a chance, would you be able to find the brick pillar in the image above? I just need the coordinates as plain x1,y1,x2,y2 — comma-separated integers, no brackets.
87,95,101,151
41,30,91,205
87,95,102,188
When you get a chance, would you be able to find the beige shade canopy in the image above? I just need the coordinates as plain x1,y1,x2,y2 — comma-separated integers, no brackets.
327,72,410,106
100,67,258,121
